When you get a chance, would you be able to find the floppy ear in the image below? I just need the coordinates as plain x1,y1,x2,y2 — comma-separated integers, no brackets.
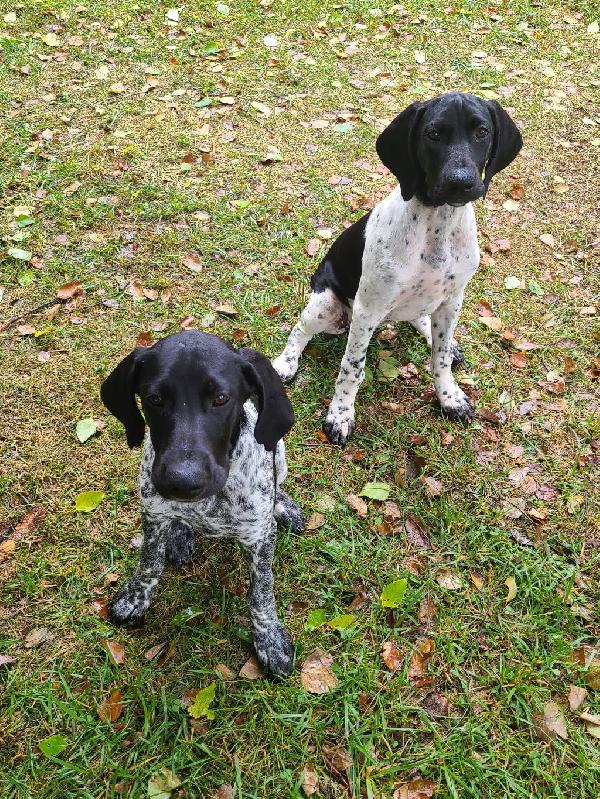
376,101,426,201
483,100,523,192
239,348,294,451
100,348,146,447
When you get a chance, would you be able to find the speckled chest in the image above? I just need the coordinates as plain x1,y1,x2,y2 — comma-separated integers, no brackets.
360,189,479,320
138,401,282,545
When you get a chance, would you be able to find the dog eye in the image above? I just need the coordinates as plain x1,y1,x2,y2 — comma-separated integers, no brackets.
147,393,163,407
213,393,230,407
475,125,489,139
426,129,440,141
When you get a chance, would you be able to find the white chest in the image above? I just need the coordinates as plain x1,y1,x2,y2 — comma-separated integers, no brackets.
360,191,479,320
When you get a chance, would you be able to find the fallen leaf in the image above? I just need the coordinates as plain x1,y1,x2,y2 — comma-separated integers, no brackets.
421,476,443,498
17,324,35,336
509,352,528,369
436,568,462,590
306,239,321,257
539,233,555,248
0,655,16,667
239,656,263,679
97,689,123,723
215,663,236,681
346,494,367,517
381,640,403,671
422,691,450,717
405,515,432,548
144,642,168,661
418,597,437,625
24,627,54,648
188,683,216,719
567,685,587,712
360,482,391,501
39,734,69,758
479,316,503,331
250,101,272,116
214,786,234,799
504,576,517,602
305,512,326,531
75,491,105,512
183,252,202,273
214,303,237,316
42,32,60,47
76,418,97,443
0,539,16,560
301,767,319,796
394,777,436,798
148,768,181,799
380,578,407,608
102,639,125,665
301,649,338,694
534,700,568,741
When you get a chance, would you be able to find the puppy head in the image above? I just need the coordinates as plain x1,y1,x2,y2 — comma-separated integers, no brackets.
100,330,293,502
376,92,522,206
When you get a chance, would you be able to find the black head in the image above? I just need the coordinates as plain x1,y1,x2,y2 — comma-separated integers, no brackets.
376,92,522,206
100,331,294,502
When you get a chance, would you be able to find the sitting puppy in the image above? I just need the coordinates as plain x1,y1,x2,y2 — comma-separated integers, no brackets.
100,330,304,676
273,92,522,445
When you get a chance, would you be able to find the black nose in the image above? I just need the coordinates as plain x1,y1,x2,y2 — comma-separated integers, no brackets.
162,462,205,498
447,171,477,193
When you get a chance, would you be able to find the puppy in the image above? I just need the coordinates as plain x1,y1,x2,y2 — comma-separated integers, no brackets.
273,92,522,445
101,330,304,676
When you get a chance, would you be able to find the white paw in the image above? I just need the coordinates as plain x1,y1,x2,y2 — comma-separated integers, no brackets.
272,353,298,384
439,389,474,423
322,406,356,446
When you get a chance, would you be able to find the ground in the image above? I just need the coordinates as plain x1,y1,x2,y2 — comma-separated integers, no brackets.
0,1,599,798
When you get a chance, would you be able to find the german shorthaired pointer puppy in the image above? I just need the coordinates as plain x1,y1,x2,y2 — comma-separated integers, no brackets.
101,331,304,676
273,92,522,445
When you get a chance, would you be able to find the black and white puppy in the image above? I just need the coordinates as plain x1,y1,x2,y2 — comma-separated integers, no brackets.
101,330,305,676
273,92,522,445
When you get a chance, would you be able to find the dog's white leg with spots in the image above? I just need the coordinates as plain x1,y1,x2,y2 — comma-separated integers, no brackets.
431,291,473,421
109,513,169,627
272,289,348,383
323,301,383,446
242,521,293,677
410,314,464,367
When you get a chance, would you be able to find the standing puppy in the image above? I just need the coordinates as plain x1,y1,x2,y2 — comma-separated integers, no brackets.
273,92,522,445
101,331,304,676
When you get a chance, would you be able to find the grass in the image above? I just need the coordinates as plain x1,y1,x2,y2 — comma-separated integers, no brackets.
0,1,599,797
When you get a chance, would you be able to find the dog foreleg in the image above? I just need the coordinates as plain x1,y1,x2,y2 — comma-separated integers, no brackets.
109,513,168,627
242,521,293,676
431,292,474,422
322,301,382,446
410,315,464,367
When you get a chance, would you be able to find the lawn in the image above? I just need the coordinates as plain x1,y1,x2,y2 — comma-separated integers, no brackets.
0,1,599,797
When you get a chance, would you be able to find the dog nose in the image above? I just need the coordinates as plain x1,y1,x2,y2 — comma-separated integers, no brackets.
447,171,476,193
163,462,205,498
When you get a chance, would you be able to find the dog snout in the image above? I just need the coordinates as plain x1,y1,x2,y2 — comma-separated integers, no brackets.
153,456,227,501
446,169,477,193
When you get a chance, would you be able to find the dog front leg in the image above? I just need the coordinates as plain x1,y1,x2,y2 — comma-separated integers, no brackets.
242,522,293,677
410,315,464,367
323,302,381,446
431,292,474,422
109,514,168,627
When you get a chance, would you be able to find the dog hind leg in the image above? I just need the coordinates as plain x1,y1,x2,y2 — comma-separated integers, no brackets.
272,289,349,383
410,315,464,367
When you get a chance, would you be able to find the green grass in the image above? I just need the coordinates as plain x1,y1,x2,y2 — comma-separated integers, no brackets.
1,1,599,797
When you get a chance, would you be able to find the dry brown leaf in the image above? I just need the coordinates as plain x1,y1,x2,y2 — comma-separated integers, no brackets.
214,785,234,799
436,568,462,590
17,324,35,336
539,233,555,248
394,777,437,799
405,515,432,548
421,476,443,498
0,540,16,561
14,507,45,540
306,239,321,257
180,315,196,330
97,688,123,723
239,656,263,679
144,642,168,661
214,303,237,316
479,316,502,331
324,745,352,773
381,640,403,671
215,663,236,681
509,352,528,369
306,512,326,531
102,639,125,665
301,767,319,796
422,691,450,717
135,331,154,348
57,280,84,300
534,700,568,741
183,252,202,273
301,649,338,694
418,597,437,625
24,627,55,648
346,493,367,517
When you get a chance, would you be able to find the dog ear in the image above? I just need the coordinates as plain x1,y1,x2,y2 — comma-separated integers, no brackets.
483,100,523,192
100,347,146,447
239,348,294,451
376,101,426,200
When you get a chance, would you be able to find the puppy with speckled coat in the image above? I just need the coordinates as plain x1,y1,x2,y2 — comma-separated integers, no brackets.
101,330,305,677
273,92,522,445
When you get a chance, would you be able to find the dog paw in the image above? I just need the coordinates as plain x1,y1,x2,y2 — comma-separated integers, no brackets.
253,622,294,677
450,341,465,369
272,354,298,384
440,392,475,423
108,583,149,628
275,491,306,534
166,519,195,569
322,409,355,447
